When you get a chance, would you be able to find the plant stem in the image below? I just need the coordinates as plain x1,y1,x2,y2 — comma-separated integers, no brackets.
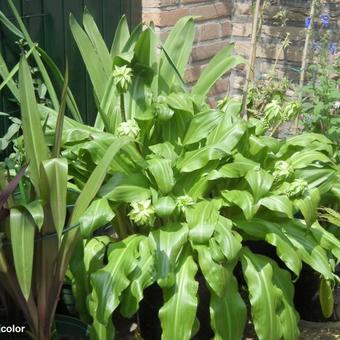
294,0,317,133
241,0,262,118
120,93,126,122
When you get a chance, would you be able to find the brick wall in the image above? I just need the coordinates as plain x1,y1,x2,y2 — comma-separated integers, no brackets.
142,0,340,103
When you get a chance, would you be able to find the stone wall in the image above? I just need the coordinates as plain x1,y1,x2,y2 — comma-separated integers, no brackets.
142,0,340,103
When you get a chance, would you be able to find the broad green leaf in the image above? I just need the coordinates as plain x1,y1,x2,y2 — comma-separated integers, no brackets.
271,255,300,340
310,221,340,261
186,200,220,244
195,245,230,297
210,275,246,340
10,208,35,300
282,220,334,280
192,44,245,96
288,150,333,169
319,278,334,318
183,110,223,145
245,168,273,202
120,238,155,317
177,146,227,173
70,13,108,101
90,235,144,324
294,188,320,227
206,120,246,152
208,154,258,180
148,158,175,194
83,8,112,76
41,158,68,240
79,198,115,238
222,190,255,220
241,249,283,340
111,15,130,57
154,196,176,217
159,248,198,340
235,218,302,276
89,318,115,340
215,216,242,262
260,195,293,218
149,223,188,287
19,57,49,194
149,142,178,165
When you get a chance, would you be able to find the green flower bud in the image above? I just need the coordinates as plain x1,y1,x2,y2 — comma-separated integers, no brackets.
176,195,194,211
286,179,308,198
128,199,155,226
117,119,140,138
113,65,133,93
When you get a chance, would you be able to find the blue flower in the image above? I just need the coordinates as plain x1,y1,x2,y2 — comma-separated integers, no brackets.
329,42,337,55
305,16,312,29
320,14,329,28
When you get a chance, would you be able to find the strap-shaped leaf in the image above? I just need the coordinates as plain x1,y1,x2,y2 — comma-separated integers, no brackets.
149,223,188,287
90,235,144,324
19,57,49,194
79,198,115,238
41,158,68,240
159,16,195,91
288,150,333,169
10,208,35,300
148,158,175,194
319,278,334,318
186,200,220,244
192,44,245,97
69,13,109,101
159,248,198,340
120,238,155,317
210,275,246,340
110,15,130,57
235,218,302,276
22,200,44,231
83,8,112,76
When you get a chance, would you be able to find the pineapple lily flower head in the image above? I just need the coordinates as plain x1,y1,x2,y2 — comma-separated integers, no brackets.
128,199,155,226
113,65,133,93
286,179,309,198
273,160,294,182
117,119,140,139
176,195,195,212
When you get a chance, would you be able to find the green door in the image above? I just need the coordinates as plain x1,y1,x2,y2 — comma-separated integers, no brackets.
0,0,141,141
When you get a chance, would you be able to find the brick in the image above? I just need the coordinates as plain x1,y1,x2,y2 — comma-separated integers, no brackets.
209,77,229,95
181,0,205,3
221,21,232,37
192,41,227,61
184,64,203,83
190,3,229,21
233,3,251,16
143,8,189,26
198,22,221,42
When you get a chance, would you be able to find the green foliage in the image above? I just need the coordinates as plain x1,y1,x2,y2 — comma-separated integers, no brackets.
0,6,339,340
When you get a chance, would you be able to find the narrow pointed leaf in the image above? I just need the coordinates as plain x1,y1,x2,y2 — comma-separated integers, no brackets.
10,208,35,300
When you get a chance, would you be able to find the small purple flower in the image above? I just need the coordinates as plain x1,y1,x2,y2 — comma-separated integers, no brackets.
320,14,329,28
329,42,337,55
305,16,312,29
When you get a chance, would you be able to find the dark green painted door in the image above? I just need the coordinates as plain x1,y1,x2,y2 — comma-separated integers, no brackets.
0,0,141,139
